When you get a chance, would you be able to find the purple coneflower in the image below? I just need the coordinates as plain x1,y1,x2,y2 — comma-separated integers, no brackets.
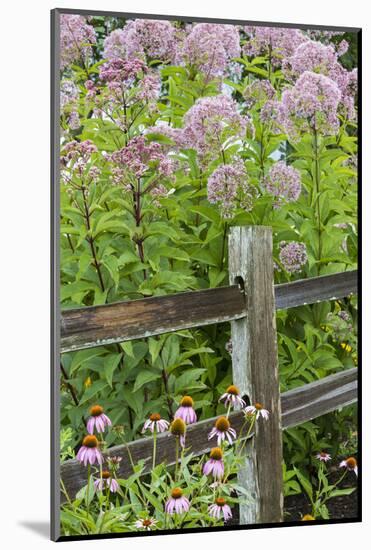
316,451,331,462
203,447,224,479
244,403,270,420
208,416,236,446
174,395,197,424
169,418,186,448
165,488,190,514
134,517,158,530
220,385,246,409
94,470,119,493
87,405,112,434
142,413,170,433
76,435,103,466
208,497,232,521
339,456,358,476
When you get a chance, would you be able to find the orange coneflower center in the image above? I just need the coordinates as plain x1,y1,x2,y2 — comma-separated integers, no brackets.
171,487,183,499
215,497,226,507
302,514,315,521
346,457,357,469
90,405,104,417
226,385,240,395
210,447,223,460
180,395,194,407
254,403,263,410
82,435,99,448
101,470,111,479
150,413,161,422
215,416,230,432
170,418,186,436
142,519,152,527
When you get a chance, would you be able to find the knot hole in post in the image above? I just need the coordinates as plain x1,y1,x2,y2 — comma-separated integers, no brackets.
234,276,245,294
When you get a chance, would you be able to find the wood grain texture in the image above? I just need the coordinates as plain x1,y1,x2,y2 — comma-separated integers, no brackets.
275,270,357,310
60,271,357,353
281,368,357,429
61,285,245,353
229,226,283,525
60,368,357,503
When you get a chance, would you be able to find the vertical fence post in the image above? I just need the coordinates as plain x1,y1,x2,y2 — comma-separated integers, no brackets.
229,226,283,524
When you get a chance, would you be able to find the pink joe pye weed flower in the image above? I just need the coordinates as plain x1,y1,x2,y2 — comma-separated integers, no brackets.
279,71,342,139
339,457,358,476
165,488,190,514
244,403,270,420
219,385,246,409
208,416,237,446
94,470,119,493
142,413,170,433
208,497,233,521
76,435,103,466
203,447,224,479
263,161,301,207
174,395,197,424
278,241,308,274
60,14,96,70
207,160,257,219
87,405,112,434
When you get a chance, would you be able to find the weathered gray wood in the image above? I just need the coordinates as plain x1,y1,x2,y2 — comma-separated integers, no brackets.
60,368,357,502
60,270,357,353
275,270,357,310
229,226,283,525
61,285,245,353
281,368,357,429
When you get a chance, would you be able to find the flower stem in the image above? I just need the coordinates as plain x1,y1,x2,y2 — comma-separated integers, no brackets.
313,128,322,274
175,437,179,481
152,428,157,470
86,463,91,528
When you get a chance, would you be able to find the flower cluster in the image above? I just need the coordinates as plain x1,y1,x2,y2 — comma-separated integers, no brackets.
60,80,80,130
243,26,307,66
98,57,161,108
60,14,96,70
103,19,177,62
180,23,241,79
278,241,308,273
60,140,100,185
283,40,357,119
207,160,257,218
242,79,276,109
280,71,342,139
182,95,252,163
109,136,175,183
263,161,301,207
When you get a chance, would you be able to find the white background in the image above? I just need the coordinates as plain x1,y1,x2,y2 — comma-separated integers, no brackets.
1,0,368,547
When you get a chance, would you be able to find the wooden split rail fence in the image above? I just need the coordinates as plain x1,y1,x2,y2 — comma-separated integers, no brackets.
60,226,358,525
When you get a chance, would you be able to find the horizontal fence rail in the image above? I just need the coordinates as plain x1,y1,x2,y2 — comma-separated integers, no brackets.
275,270,357,310
60,368,357,500
61,285,246,353
61,270,357,353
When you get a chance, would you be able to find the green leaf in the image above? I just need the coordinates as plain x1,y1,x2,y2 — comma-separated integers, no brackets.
104,353,123,387
133,370,162,392
79,380,109,406
70,348,105,375
293,466,313,501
